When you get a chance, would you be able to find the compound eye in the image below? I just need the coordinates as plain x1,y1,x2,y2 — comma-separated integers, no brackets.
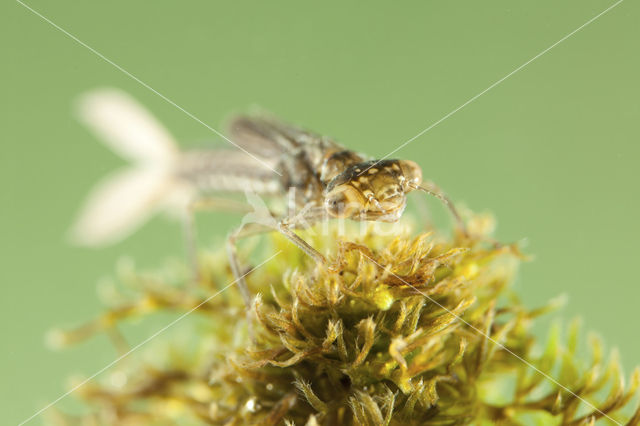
324,186,361,218
399,160,422,188
325,192,347,217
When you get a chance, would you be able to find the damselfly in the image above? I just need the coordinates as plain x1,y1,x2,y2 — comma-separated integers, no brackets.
72,89,467,308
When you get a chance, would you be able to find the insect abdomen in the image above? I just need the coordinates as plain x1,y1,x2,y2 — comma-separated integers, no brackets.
176,150,283,194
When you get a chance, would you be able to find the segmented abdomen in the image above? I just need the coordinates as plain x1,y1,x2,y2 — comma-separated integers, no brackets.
175,150,283,195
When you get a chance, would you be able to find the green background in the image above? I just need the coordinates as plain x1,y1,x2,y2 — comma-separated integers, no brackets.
2,0,639,423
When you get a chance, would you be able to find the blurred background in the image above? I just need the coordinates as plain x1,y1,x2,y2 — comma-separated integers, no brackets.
2,0,639,423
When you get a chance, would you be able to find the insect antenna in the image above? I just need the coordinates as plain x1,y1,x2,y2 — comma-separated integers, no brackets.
412,183,468,237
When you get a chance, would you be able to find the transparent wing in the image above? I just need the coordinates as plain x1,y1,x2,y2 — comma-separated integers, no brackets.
77,88,178,164
227,115,342,158
70,166,169,246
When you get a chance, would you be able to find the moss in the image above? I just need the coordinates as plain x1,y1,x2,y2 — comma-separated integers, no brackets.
48,216,640,425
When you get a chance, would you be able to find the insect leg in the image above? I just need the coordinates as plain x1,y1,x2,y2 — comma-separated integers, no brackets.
415,182,468,237
226,221,275,341
277,221,327,264
227,205,326,313
182,206,199,283
277,205,328,264
226,223,268,310
184,196,255,284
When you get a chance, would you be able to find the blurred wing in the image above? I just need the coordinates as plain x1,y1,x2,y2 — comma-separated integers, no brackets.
227,115,341,158
227,116,297,157
77,88,178,164
70,167,169,246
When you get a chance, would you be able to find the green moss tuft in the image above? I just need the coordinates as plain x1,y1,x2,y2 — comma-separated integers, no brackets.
49,217,640,425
